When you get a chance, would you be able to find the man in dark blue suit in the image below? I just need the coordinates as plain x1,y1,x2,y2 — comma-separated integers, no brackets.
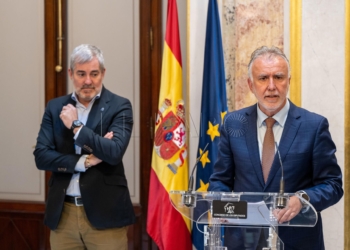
34,44,135,249
209,46,343,249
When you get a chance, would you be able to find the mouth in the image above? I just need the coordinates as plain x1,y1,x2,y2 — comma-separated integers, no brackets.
81,88,95,95
265,95,279,101
81,84,95,90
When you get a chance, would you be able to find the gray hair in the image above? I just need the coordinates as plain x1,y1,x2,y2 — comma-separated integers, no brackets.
69,44,105,72
247,46,290,80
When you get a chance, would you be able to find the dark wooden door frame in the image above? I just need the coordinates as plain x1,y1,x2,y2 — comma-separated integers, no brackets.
139,0,163,249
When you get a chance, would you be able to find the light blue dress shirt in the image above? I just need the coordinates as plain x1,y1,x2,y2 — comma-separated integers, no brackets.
66,91,101,197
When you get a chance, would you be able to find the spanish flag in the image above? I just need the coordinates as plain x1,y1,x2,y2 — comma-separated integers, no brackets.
146,0,192,249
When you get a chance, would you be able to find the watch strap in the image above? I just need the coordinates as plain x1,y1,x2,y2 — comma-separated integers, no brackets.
71,120,83,131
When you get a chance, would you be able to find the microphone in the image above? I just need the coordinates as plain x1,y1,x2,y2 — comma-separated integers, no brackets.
100,107,104,136
274,142,287,209
182,142,209,207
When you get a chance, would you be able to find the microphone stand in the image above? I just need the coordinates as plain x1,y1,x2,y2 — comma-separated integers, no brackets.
182,143,209,207
263,143,288,250
274,142,288,209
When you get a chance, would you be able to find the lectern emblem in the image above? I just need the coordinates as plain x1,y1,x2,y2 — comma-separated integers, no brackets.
224,203,235,214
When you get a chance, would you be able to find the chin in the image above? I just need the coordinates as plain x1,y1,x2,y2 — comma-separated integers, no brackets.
80,91,95,98
84,97,93,102
266,106,283,115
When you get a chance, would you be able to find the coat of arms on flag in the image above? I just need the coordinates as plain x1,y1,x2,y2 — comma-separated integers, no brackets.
154,98,187,174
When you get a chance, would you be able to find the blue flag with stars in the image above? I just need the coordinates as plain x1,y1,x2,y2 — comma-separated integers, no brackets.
192,0,227,248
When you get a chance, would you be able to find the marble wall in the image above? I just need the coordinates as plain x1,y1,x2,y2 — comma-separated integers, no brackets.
221,0,284,111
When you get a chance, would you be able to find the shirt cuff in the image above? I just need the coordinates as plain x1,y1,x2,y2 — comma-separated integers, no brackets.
75,155,88,172
73,126,83,140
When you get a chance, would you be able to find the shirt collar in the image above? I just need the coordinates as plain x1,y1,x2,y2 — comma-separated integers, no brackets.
257,99,290,127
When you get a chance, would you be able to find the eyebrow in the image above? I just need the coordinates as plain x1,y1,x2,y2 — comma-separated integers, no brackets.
257,73,268,78
76,70,100,73
274,72,286,77
257,72,286,77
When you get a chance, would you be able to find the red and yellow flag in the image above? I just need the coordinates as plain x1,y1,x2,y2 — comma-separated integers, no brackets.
146,0,192,249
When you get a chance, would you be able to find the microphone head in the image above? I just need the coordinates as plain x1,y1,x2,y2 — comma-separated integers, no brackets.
101,107,104,112
274,195,288,209
182,192,196,207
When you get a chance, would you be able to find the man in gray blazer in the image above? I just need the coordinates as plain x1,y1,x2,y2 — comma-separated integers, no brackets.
209,46,343,249
34,44,135,250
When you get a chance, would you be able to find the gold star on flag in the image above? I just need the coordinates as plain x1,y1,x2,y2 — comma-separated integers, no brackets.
199,148,210,168
221,111,227,124
196,179,209,192
207,121,220,141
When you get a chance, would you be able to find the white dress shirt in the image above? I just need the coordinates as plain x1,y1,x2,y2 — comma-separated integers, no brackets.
256,100,290,162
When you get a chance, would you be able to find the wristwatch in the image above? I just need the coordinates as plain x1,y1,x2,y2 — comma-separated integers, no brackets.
295,190,310,205
71,120,84,131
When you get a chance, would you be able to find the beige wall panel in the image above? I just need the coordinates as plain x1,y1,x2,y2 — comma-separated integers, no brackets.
188,0,209,172
301,0,345,248
0,1,45,201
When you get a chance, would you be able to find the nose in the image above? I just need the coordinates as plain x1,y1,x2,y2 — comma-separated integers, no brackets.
267,77,276,90
84,75,92,84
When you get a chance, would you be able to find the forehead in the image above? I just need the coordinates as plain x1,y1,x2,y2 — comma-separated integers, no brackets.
74,57,101,72
252,55,288,74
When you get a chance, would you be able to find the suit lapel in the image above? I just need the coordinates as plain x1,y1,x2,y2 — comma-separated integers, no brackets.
245,105,266,188
62,95,76,107
265,102,301,188
85,87,111,136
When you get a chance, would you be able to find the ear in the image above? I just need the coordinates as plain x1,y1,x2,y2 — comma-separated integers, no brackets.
68,68,73,79
247,77,253,92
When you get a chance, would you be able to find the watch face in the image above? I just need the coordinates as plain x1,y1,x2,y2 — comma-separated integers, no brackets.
302,193,310,202
73,120,82,127
71,120,83,130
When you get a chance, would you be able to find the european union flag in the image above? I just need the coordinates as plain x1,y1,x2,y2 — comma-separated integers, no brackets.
192,0,227,249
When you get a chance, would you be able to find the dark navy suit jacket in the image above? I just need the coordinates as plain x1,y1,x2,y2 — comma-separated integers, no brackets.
34,86,135,230
209,101,343,249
